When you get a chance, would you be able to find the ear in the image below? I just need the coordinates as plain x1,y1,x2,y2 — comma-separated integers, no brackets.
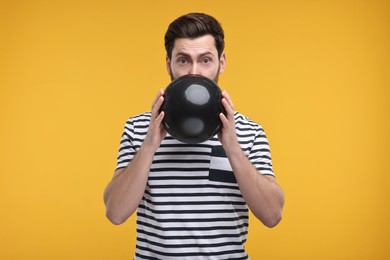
219,52,226,74
166,56,171,75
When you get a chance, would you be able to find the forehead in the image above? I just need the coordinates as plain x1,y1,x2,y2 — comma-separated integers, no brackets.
172,35,218,56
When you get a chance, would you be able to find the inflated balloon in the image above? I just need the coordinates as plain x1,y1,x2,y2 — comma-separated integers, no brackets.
161,74,226,144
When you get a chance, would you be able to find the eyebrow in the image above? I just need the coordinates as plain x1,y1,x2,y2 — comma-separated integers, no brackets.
175,51,215,57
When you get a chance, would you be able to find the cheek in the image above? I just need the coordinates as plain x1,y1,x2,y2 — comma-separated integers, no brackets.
206,66,220,78
170,68,186,79
169,64,184,78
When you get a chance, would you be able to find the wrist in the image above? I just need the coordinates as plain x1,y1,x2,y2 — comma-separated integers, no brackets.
222,140,242,157
139,140,159,156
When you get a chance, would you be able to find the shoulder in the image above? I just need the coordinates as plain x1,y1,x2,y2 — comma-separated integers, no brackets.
234,111,264,132
125,112,151,126
121,112,151,144
121,112,151,136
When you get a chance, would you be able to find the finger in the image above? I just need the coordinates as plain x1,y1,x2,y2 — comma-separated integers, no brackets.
219,112,229,126
155,110,165,124
222,98,234,117
152,95,165,117
156,111,167,136
151,89,165,109
221,90,234,110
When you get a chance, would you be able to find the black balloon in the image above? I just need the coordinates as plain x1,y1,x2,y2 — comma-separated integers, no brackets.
161,74,226,144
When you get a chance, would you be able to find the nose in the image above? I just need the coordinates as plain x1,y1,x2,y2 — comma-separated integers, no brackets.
189,64,201,76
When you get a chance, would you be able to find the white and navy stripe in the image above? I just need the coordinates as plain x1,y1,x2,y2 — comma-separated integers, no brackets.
116,112,274,259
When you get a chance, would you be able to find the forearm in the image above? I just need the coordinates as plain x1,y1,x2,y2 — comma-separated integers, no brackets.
104,144,156,225
104,90,166,225
225,143,284,228
218,92,284,227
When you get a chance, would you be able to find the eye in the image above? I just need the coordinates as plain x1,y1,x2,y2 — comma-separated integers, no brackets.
177,57,188,64
202,57,212,64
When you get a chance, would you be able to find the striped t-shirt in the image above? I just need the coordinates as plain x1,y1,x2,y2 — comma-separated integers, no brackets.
116,111,274,260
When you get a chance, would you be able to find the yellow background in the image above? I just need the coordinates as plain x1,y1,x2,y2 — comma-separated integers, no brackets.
1,0,389,259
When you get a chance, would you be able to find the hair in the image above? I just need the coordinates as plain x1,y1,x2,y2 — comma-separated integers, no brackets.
164,13,225,59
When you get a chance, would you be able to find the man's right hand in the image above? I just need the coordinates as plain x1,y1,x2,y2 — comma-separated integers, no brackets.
143,89,167,151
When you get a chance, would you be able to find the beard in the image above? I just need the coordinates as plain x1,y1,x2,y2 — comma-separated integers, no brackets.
169,64,220,83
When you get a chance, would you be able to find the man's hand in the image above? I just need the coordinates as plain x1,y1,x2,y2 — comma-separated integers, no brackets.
143,89,167,150
218,90,239,150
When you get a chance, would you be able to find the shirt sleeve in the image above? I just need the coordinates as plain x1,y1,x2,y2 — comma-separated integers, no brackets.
248,126,275,177
115,119,136,171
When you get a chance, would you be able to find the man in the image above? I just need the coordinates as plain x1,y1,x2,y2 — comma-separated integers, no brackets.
104,13,284,259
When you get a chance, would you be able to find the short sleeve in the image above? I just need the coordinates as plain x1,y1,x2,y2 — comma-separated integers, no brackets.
248,126,274,177
115,119,136,171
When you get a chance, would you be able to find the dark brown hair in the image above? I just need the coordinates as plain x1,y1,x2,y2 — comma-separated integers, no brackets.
164,13,225,59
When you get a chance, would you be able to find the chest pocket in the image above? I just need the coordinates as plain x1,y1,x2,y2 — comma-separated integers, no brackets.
209,146,237,183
